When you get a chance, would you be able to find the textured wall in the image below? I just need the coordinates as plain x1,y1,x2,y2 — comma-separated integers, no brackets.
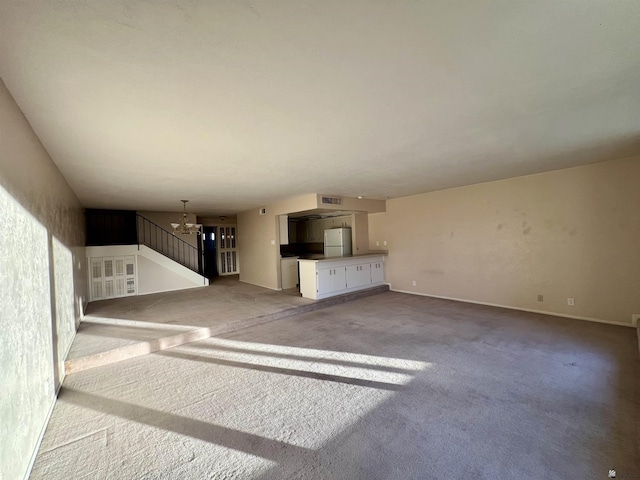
372,157,640,325
0,79,86,479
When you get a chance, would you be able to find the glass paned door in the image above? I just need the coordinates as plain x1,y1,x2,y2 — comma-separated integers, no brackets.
218,225,239,275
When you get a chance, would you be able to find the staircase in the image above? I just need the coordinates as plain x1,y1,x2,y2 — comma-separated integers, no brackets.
136,214,203,275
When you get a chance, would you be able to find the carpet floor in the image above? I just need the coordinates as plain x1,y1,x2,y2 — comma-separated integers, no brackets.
31,292,639,479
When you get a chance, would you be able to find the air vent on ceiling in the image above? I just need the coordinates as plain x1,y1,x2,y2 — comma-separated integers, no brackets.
321,196,342,205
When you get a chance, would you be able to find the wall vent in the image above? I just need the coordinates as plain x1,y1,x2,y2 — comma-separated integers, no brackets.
321,196,342,205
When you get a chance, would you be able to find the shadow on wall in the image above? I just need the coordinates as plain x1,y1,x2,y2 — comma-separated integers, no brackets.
0,183,86,480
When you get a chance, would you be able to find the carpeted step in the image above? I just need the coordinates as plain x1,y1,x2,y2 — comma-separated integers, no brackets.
65,285,389,375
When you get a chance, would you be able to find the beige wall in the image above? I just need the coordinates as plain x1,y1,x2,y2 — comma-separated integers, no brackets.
0,79,87,480
372,157,640,325
368,212,388,250
238,194,319,289
137,255,203,295
198,215,238,226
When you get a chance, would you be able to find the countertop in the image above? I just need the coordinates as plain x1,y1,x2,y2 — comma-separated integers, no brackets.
296,251,388,262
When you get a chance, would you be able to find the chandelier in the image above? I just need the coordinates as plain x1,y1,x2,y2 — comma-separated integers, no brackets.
171,200,202,235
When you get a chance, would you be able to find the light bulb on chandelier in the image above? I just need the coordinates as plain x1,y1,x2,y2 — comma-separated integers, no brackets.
171,200,202,235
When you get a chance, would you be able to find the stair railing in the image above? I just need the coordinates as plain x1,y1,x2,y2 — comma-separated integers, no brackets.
136,214,203,276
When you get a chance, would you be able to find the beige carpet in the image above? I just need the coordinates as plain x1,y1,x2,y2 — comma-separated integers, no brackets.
32,292,639,479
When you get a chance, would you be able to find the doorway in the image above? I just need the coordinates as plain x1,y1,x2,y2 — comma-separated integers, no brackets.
202,227,218,279
218,225,239,275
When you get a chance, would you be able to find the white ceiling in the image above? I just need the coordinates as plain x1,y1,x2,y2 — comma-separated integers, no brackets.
1,1,639,215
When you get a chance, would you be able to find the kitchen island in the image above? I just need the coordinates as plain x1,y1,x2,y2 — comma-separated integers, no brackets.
298,253,387,300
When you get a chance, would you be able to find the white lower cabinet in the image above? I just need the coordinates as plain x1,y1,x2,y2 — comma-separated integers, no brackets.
317,267,347,295
281,257,299,290
346,263,371,289
299,255,385,300
371,261,384,284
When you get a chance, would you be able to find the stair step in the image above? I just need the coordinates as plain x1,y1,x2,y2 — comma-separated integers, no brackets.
65,285,389,375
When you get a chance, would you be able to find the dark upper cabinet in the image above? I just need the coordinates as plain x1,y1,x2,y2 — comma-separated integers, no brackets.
86,209,137,246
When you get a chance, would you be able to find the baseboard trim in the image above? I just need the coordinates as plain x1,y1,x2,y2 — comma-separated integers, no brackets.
137,284,208,296
238,280,279,291
390,289,634,328
23,391,58,480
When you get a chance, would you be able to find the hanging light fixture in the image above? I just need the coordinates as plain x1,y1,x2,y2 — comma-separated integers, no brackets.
171,200,202,235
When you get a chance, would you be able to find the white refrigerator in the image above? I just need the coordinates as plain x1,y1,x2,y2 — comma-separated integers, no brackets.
324,228,352,257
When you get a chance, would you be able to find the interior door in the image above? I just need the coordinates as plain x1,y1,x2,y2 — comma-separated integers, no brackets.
89,255,136,300
218,225,239,275
203,227,217,279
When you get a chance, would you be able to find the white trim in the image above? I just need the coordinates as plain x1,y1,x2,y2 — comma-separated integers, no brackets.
138,284,208,296
390,288,635,328
239,280,280,291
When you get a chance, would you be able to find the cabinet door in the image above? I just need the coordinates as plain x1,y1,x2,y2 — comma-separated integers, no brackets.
318,267,347,294
313,220,323,242
281,260,298,289
371,261,384,284
319,218,330,232
305,221,315,243
279,215,289,245
288,220,297,243
317,268,333,294
346,264,371,288
332,266,347,291
332,216,351,228
297,222,307,243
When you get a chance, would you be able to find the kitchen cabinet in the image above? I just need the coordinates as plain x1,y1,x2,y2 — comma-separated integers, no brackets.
317,267,347,295
371,261,384,284
295,216,352,244
288,220,297,243
346,263,371,289
279,215,289,245
301,219,323,243
281,256,299,289
331,216,352,228
296,221,307,243
298,254,386,300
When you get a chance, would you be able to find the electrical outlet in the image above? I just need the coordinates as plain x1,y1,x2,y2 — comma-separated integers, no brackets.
537,295,543,302
567,297,575,306
383,240,387,246
412,280,416,287
632,314,639,327
376,241,380,246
